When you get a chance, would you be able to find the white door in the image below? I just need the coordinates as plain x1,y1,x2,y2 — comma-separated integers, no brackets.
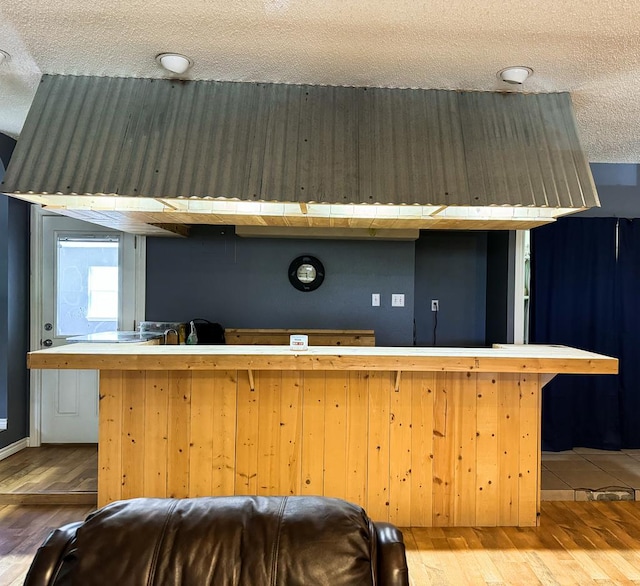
33,210,144,443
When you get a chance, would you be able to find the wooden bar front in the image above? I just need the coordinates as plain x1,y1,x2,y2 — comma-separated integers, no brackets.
28,344,618,527
98,369,539,526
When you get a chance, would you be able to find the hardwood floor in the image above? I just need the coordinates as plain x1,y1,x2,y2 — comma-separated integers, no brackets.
0,445,97,505
0,504,94,586
3,447,640,584
405,501,640,585
1,501,640,585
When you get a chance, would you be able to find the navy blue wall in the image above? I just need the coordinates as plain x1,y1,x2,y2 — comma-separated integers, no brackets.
485,231,513,346
146,226,492,347
146,227,416,346
414,231,488,347
0,133,30,449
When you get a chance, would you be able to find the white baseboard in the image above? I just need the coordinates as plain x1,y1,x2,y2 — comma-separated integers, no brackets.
0,438,28,461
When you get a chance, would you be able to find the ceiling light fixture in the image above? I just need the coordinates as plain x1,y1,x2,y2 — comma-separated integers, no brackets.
498,66,533,85
156,53,192,75
0,50,11,66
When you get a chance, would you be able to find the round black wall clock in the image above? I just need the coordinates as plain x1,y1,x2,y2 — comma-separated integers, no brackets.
288,255,325,292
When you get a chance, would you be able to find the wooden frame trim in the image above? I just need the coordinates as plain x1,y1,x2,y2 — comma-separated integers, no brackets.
28,345,618,375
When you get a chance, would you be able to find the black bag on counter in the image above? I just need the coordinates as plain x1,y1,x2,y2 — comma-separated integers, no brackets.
189,319,225,344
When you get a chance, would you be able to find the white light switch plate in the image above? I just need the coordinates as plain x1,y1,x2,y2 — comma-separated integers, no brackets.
391,293,405,307
372,293,380,307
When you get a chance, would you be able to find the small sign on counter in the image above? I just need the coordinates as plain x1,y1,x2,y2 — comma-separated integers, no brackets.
289,334,309,351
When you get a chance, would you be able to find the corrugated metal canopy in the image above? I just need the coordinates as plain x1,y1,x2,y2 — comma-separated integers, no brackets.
2,75,598,212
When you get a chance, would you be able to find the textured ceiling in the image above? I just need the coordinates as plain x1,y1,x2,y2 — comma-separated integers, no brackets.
0,0,639,162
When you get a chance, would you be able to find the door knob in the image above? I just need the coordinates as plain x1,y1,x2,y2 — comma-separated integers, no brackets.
42,339,53,347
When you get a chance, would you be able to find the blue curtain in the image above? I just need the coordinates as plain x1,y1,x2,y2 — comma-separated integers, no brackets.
530,218,621,450
618,219,640,447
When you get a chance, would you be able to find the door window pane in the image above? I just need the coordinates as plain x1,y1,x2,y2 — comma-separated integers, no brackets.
87,267,118,320
56,238,119,336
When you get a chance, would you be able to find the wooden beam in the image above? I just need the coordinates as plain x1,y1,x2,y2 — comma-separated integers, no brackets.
149,223,190,237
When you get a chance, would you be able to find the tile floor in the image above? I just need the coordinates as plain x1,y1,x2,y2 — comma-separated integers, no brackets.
541,448,640,501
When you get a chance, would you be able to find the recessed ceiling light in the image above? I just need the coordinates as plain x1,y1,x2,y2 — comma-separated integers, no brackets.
156,53,192,75
498,66,533,85
0,50,11,66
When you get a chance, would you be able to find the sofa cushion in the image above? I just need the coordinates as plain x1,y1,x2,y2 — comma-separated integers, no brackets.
72,496,377,586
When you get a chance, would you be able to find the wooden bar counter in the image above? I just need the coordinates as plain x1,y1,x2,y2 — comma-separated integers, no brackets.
28,344,617,527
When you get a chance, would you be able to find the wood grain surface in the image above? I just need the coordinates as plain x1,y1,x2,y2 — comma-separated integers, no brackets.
4,501,640,586
28,343,618,374
225,329,375,346
0,445,96,506
25,344,619,528
97,368,545,526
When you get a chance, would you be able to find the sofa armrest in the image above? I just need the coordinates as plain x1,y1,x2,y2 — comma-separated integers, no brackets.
24,522,81,586
374,522,409,586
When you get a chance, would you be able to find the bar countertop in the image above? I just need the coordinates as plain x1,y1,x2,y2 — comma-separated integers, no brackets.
27,343,618,374
66,331,163,343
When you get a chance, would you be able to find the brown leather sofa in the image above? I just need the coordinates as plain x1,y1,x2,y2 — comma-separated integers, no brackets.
25,496,409,585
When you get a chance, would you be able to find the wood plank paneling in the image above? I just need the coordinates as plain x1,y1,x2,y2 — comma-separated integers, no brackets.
257,371,281,495
324,372,348,498
367,371,391,522
410,372,434,526
235,371,259,494
454,373,477,526
475,373,499,526
212,370,237,495
345,371,368,507
389,371,412,526
19,203,577,235
97,368,545,526
518,374,540,526
167,371,191,498
189,371,215,496
120,371,145,501
98,371,122,506
432,373,453,526
143,371,169,497
301,372,325,495
279,372,303,495
498,373,520,525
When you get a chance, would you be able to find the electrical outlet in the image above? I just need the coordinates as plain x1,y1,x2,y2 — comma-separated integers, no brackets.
391,294,405,307
372,293,380,307
431,299,439,312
